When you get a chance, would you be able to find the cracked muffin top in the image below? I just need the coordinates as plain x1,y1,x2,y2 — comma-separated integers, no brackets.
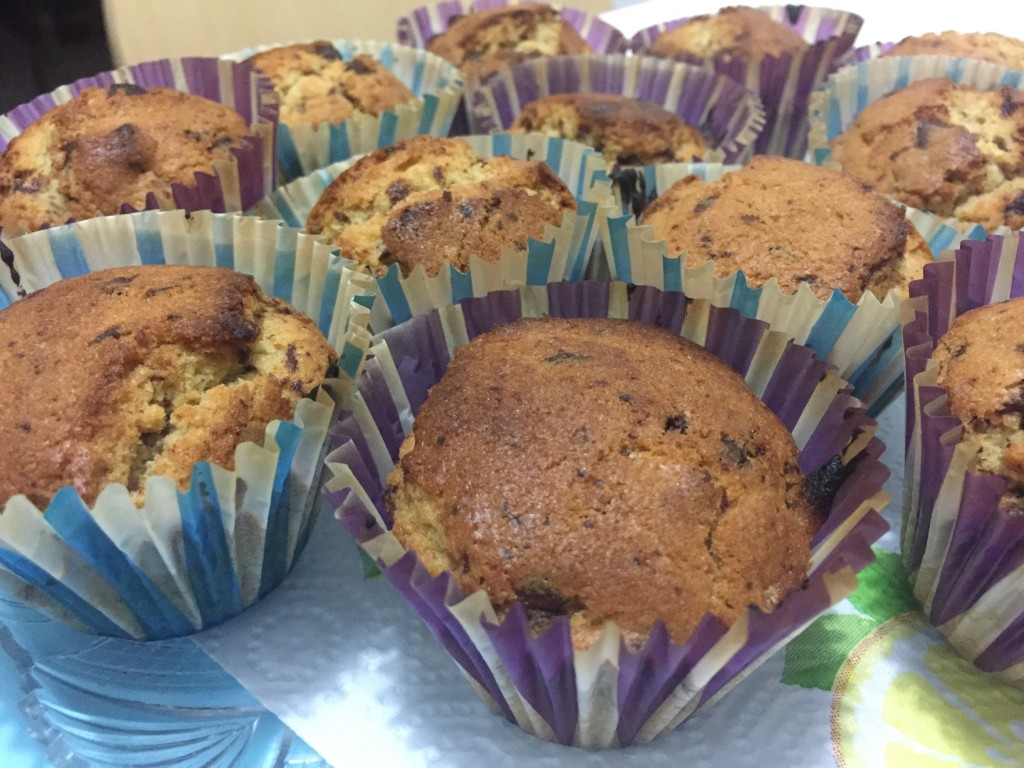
426,4,592,80
0,85,254,235
641,156,928,301
0,265,336,509
386,316,821,649
509,93,710,165
828,78,1024,230
933,298,1024,512
882,31,1024,70
649,6,810,64
246,43,416,129
305,135,576,277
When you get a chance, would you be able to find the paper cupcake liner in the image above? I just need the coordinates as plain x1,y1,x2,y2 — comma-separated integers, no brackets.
325,281,889,747
0,57,278,232
464,54,765,166
250,133,613,331
903,232,1024,684
834,41,896,68
630,5,862,158
809,55,1024,241
600,161,973,414
0,211,376,640
397,0,629,137
222,39,464,183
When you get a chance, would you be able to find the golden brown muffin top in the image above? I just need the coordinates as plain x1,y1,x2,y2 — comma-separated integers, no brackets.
426,4,592,80
650,6,810,63
246,44,415,128
641,156,912,301
0,86,252,235
0,265,336,509
883,31,1024,71
829,78,1024,230
509,92,709,165
388,316,820,649
933,298,1024,511
305,135,576,276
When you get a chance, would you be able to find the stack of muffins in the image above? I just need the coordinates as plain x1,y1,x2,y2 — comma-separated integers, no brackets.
1,0,1022,761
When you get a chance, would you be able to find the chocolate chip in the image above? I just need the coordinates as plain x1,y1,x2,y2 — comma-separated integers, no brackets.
1002,89,1022,117
458,201,474,219
435,436,446,446
12,176,40,193
386,180,410,205
285,344,298,372
545,349,585,363
955,343,970,357
346,56,374,73
107,83,147,97
693,195,718,213
619,393,632,403
314,42,343,61
664,414,688,433
17,422,30,432
804,454,849,515
89,325,123,345
1005,194,1024,217
432,166,444,182
914,119,946,149
721,437,748,467
143,285,172,298
741,214,759,224
515,584,583,617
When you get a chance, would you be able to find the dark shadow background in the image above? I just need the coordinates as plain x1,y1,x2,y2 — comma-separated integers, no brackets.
0,0,113,114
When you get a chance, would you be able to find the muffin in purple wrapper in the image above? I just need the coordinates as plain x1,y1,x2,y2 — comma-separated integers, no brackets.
397,0,629,135
326,280,889,747
903,232,1024,687
0,57,277,237
466,54,765,165
631,5,862,158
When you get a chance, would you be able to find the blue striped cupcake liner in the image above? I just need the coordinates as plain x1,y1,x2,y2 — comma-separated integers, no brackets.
600,162,976,414
222,39,464,183
464,54,765,165
249,133,613,331
0,211,376,639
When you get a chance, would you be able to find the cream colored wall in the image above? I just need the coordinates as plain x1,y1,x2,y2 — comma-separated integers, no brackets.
103,0,613,65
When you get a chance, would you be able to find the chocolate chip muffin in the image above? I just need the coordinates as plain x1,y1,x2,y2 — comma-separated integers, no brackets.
246,43,416,129
426,4,592,80
0,85,254,235
883,31,1024,70
305,135,576,276
387,316,821,649
932,298,1024,512
828,78,1024,230
509,93,710,165
641,156,929,301
0,265,336,509
649,6,810,64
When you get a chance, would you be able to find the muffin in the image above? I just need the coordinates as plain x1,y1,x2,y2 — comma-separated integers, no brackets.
648,6,810,64
387,315,822,650
931,298,1024,511
304,135,576,276
0,85,255,234
0,264,336,509
246,43,416,129
640,156,931,301
828,77,1024,230
882,31,1024,70
426,4,593,80
508,93,710,165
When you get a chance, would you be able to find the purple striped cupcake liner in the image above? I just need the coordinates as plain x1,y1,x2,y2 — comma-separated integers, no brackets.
835,41,897,68
630,5,862,158
0,57,277,236
397,0,629,136
326,280,889,747
465,54,766,165
903,232,1024,686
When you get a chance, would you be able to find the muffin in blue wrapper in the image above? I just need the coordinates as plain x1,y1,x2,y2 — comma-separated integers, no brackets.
325,281,889,747
464,54,765,165
903,232,1024,687
250,133,612,332
0,57,278,229
631,5,862,158
600,160,978,415
397,0,629,135
0,210,375,640
222,39,464,183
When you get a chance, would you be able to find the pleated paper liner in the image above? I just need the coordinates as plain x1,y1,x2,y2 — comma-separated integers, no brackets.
630,5,862,158
834,41,896,68
0,210,376,640
600,161,979,415
463,54,765,166
326,281,889,748
397,0,629,136
0,57,278,234
903,232,1024,687
222,39,464,183
249,133,613,331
